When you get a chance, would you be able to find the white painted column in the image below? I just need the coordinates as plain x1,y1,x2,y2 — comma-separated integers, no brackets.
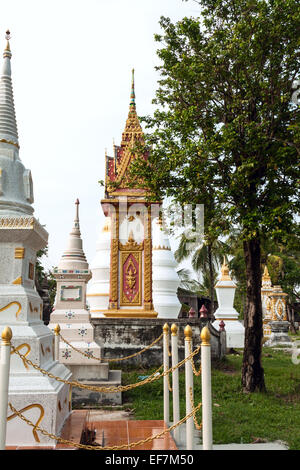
54,324,60,361
171,323,180,443
0,326,12,450
201,326,213,450
163,323,170,425
184,325,194,450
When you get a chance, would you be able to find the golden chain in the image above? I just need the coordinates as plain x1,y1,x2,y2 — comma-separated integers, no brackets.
189,387,202,430
8,401,202,450
59,332,163,363
167,371,173,392
11,345,200,393
166,333,172,357
188,341,202,377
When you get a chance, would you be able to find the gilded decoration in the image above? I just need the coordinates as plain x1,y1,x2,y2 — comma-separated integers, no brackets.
0,301,21,318
7,403,45,443
143,207,153,307
103,309,158,318
14,247,25,259
119,231,143,252
120,251,142,306
220,257,232,281
11,343,31,370
105,70,150,196
109,208,119,307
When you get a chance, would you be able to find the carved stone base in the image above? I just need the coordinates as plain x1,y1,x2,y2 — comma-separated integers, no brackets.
264,321,292,347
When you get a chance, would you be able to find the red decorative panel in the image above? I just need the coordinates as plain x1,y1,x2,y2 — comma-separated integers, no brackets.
120,252,142,306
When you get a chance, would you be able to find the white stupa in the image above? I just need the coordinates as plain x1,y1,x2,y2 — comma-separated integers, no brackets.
87,217,110,318
152,218,181,318
49,200,102,372
0,32,71,447
212,257,245,348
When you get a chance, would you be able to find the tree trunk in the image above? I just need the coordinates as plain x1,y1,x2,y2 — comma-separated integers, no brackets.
208,244,215,317
242,237,266,393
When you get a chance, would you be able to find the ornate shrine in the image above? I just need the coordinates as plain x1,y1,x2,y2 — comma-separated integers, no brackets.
99,70,158,318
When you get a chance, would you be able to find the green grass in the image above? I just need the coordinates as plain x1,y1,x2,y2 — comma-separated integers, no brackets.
122,348,300,450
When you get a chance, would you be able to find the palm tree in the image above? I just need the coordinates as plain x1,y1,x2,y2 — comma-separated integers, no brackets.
175,232,225,316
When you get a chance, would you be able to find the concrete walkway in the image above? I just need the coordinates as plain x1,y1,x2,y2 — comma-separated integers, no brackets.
170,422,288,450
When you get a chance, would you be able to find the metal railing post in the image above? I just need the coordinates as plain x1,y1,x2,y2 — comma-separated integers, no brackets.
163,323,170,425
171,323,180,443
54,324,60,361
201,326,213,450
184,324,194,450
0,326,12,450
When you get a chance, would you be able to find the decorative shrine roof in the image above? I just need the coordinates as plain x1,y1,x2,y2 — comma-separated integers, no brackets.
105,69,149,198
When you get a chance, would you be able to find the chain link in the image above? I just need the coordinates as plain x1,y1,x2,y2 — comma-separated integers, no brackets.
166,333,172,357
189,387,203,430
188,341,202,376
59,332,163,363
167,371,173,392
8,401,202,450
11,345,201,393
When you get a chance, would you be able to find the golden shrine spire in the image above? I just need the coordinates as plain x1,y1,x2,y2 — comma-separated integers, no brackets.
104,69,149,197
130,68,135,108
120,69,143,147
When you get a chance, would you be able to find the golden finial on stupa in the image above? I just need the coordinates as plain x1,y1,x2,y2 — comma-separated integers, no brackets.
262,265,271,281
4,29,11,58
220,256,232,281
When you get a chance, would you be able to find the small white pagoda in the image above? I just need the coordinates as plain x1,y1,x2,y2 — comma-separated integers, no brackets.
212,257,245,348
49,200,102,373
0,32,71,447
49,200,121,404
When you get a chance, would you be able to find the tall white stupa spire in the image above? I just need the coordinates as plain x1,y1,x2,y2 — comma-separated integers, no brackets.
0,30,18,147
0,32,72,447
0,31,34,215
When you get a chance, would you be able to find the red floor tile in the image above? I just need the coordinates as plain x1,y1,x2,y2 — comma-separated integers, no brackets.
4,413,177,451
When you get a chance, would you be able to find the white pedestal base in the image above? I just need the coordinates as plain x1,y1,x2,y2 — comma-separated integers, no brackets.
212,319,244,349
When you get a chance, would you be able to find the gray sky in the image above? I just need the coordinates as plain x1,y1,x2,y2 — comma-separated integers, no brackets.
0,0,199,272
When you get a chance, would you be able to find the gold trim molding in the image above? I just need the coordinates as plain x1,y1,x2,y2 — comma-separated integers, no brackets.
15,247,25,259
103,309,158,318
0,301,22,318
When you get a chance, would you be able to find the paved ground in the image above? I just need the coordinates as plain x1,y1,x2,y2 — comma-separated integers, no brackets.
170,421,289,450
86,409,289,450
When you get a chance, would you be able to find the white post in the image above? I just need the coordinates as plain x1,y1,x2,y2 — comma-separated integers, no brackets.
54,324,60,361
0,326,12,450
201,326,213,450
163,323,170,425
171,323,180,443
184,325,194,450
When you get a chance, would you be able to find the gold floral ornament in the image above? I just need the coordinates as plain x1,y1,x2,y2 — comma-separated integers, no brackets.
220,256,232,281
126,260,137,290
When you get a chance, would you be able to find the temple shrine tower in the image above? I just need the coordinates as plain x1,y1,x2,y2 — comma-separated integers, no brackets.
87,71,181,319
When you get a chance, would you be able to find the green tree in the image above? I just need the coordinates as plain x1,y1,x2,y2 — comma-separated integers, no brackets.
175,232,225,314
131,0,300,392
